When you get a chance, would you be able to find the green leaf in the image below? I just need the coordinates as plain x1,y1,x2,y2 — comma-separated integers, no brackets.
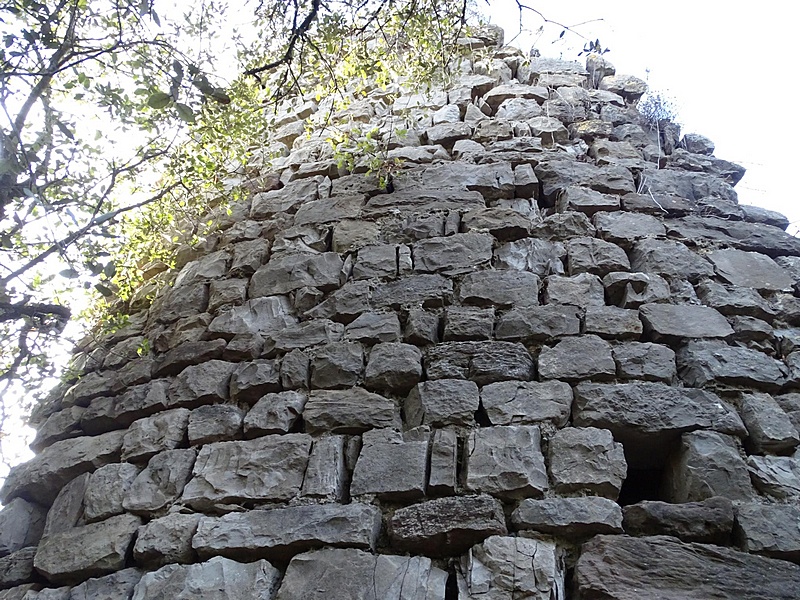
209,88,231,104
175,103,195,123
147,91,172,109
103,262,116,278
95,283,114,297
56,121,74,140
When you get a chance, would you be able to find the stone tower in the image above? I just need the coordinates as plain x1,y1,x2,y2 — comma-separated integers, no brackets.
1,29,800,599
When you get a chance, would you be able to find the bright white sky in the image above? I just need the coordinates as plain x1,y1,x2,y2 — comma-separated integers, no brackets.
484,1,797,231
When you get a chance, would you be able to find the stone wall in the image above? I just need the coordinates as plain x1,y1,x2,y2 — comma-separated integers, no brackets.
2,30,800,599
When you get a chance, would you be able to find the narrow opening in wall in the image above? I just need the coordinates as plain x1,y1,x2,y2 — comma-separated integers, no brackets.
474,401,491,427
617,467,666,506
444,567,459,600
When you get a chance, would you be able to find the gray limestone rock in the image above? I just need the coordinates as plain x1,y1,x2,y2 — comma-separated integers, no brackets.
429,428,458,495
593,210,665,245
83,462,141,523
459,535,562,599
168,360,237,408
192,503,381,561
0,430,125,505
695,280,775,321
677,340,788,391
121,408,190,463
612,341,676,382
0,499,46,557
42,473,89,536
81,380,170,435
275,548,447,600
181,435,311,510
424,341,535,384
639,303,734,341
310,342,364,389
69,568,143,600
442,306,494,341
415,162,515,200
603,271,671,309
413,233,493,275
532,211,597,241
557,186,620,216
495,305,581,342
630,238,714,282
622,496,734,544
344,312,402,343
280,349,309,390
243,391,307,436
187,404,244,445
389,494,507,556
123,448,196,515
0,547,36,587
494,238,565,277
364,342,423,394
574,534,800,600
567,236,630,276
708,248,793,291
738,392,799,454
133,512,202,568
404,309,440,346
512,496,624,536
575,382,746,468
353,244,400,280
747,454,800,499
548,426,627,498
153,338,227,377
131,556,280,600
350,434,429,499
250,252,344,296
372,274,453,309
584,306,643,340
664,431,755,502
31,405,85,452
535,159,636,201
229,360,281,402
465,425,548,499
33,513,142,585
735,503,800,562
457,270,540,308
539,335,616,381
543,273,605,308
300,435,347,501
266,319,343,354
480,380,572,427
207,297,296,340
405,379,479,427
303,388,399,433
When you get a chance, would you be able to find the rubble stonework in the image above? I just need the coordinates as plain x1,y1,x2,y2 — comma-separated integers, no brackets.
3,29,800,598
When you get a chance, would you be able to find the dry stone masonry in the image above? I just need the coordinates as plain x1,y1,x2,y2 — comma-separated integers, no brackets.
2,26,800,599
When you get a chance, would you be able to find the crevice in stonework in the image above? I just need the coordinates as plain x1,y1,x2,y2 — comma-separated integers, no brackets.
617,467,666,506
444,566,459,600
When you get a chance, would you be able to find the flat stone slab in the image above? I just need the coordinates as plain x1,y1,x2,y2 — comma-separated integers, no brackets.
639,303,733,340
303,388,400,433
708,248,794,290
181,435,311,510
677,340,789,391
131,556,280,600
574,534,800,600
622,496,734,544
549,426,627,498
405,379,479,427
538,335,616,381
350,435,428,499
389,495,507,556
735,503,800,562
512,496,623,536
193,503,381,561
33,514,142,584
457,270,541,308
275,548,447,600
424,341,534,384
480,380,572,427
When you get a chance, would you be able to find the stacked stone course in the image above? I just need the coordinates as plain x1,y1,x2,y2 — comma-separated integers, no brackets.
2,27,800,599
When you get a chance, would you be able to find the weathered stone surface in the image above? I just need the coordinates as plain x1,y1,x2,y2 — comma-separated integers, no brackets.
405,379,479,427
131,556,280,600
121,408,190,462
363,188,484,218
425,341,534,384
707,248,794,291
275,548,447,600
33,514,141,584
593,210,665,245
229,360,281,402
181,435,311,510
735,503,800,562
512,496,623,536
584,306,643,340
459,535,562,599
372,274,453,309
344,312,402,343
352,244,399,280
123,449,196,515
695,280,775,321
612,342,676,382
664,431,755,502
532,211,597,240
193,503,381,560
31,405,85,452
543,273,605,308
404,308,440,346
133,512,202,568
622,496,734,544
574,534,800,600
457,269,540,308
250,252,344,297
0,499,46,557
665,215,800,257
303,388,399,433
310,342,364,389
293,194,366,226
575,382,746,468
429,428,458,495
42,473,89,536
154,338,227,377
639,303,733,340
0,547,35,587
364,342,422,394
738,392,800,453
603,271,671,308
747,454,800,499
630,238,714,281
389,494,507,556
557,186,619,216
539,335,616,381
442,306,494,341
351,433,429,499
465,425,548,499
480,380,572,427
567,237,630,276
677,340,788,391
496,305,581,342
549,426,627,498
535,159,635,201
83,462,141,523
207,297,296,340
82,380,170,435
495,238,565,277
0,430,125,505
187,404,244,445
300,435,346,500
413,233,493,275
414,162,515,200
155,283,208,323
168,360,237,408
243,391,307,436
69,568,143,600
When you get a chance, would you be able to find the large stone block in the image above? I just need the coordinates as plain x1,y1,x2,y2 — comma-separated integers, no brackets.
133,512,202,568
81,380,169,435
243,391,307,436
495,305,581,342
747,454,800,499
495,238,566,277
121,408,190,463
0,499,46,557
630,238,714,281
639,303,733,341
207,297,295,340
548,426,627,498
424,341,534,384
567,236,630,276
539,335,616,381
275,548,447,600
574,534,800,600
0,547,36,588
738,392,800,454
168,360,237,408
33,514,142,584
677,340,788,391
303,388,399,433
69,568,143,600
389,494,507,556
250,252,344,296
543,273,605,308
480,379,572,427
310,342,364,389
707,248,794,291
229,360,281,403
364,342,423,394
42,473,88,536
192,503,381,561
405,379,479,427
612,342,676,382
350,432,428,499
512,496,623,536
413,233,493,275
457,270,540,308
300,435,347,501
131,556,280,600
84,462,141,523
735,503,800,562
621,496,734,544
465,425,548,499
123,448,196,515
187,404,244,445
